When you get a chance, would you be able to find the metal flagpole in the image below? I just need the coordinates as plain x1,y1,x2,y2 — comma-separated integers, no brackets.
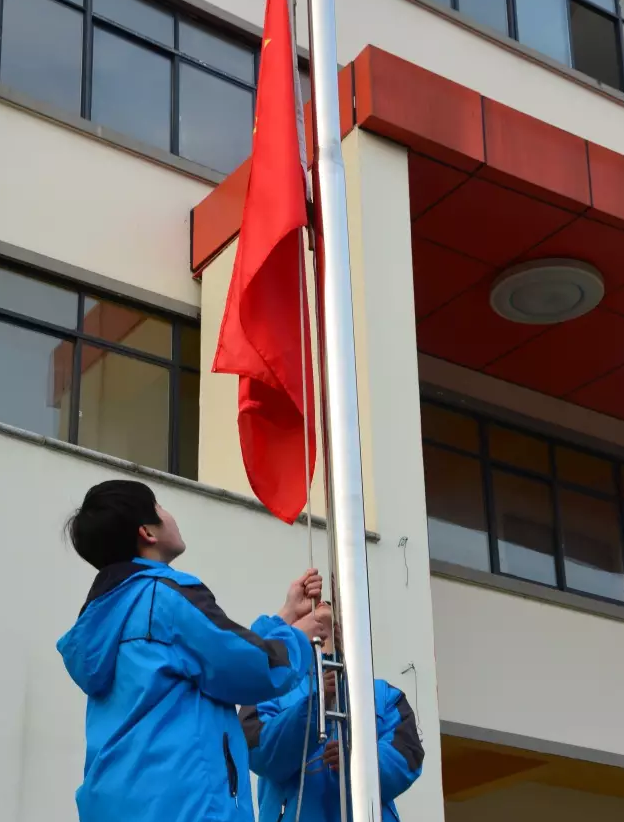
306,1,383,819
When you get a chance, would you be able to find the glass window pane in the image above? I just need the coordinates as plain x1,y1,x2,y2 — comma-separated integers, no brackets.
489,425,550,474
92,27,171,151
420,404,479,453
0,268,78,327
0,321,72,439
556,447,614,494
423,445,490,571
299,69,312,104
460,0,508,34
179,372,199,480
179,64,253,175
0,0,82,113
570,2,621,89
561,490,624,601
78,346,169,470
587,0,616,10
83,298,171,359
493,471,557,585
179,21,255,83
180,325,201,369
93,0,174,46
516,0,572,66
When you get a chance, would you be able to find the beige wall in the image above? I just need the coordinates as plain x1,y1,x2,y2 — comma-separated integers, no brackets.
0,101,209,308
199,239,328,517
203,0,624,155
445,781,624,822
342,129,444,820
432,576,624,757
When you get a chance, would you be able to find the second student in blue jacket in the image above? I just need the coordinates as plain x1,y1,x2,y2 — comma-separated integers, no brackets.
239,602,424,822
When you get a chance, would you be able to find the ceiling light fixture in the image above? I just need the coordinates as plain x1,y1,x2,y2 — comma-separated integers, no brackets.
490,259,604,325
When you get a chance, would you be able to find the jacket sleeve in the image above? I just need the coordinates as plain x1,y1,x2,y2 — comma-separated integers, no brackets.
160,579,312,706
378,684,424,804
239,690,316,783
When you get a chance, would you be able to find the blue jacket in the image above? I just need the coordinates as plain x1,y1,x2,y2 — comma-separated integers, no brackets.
57,559,312,822
239,676,423,822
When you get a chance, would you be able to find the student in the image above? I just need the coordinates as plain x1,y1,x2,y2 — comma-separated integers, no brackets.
239,602,424,822
57,479,327,822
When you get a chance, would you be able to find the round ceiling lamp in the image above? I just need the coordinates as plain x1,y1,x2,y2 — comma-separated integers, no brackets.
490,259,604,325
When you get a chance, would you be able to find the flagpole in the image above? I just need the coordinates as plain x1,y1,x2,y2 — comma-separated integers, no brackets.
306,1,383,819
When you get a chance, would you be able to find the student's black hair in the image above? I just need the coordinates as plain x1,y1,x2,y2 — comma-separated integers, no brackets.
67,480,162,570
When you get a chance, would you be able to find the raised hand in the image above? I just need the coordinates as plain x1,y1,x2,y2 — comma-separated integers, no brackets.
278,569,322,625
322,740,340,772
323,670,337,705
292,612,329,643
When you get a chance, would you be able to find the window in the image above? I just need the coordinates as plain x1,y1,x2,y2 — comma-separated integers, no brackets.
422,400,624,604
0,262,200,479
442,0,624,91
0,0,258,175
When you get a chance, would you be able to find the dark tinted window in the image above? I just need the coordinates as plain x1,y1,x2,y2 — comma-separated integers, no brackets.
570,1,621,89
493,471,557,585
93,0,174,45
423,445,490,572
179,372,201,480
92,28,171,150
0,265,200,477
0,267,78,328
456,0,624,91
556,446,614,494
78,346,170,470
0,322,73,439
561,491,624,601
421,403,480,453
83,297,171,359
460,0,509,33
516,0,572,65
489,425,550,474
421,399,624,605
179,63,254,174
0,0,83,112
0,1,259,172
179,22,255,82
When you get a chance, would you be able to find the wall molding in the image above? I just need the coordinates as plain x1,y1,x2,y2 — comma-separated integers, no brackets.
0,422,380,542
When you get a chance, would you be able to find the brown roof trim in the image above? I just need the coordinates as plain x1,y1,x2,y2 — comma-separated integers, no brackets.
191,43,624,277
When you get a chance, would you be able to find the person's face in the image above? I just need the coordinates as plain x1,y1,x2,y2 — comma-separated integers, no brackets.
140,504,186,563
316,602,335,653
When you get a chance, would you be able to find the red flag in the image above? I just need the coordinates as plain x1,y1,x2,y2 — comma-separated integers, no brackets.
212,0,315,524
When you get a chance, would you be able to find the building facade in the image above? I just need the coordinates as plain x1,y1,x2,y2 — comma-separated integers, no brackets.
1,1,624,820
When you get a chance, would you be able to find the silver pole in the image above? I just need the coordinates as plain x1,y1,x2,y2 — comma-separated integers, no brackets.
307,1,383,819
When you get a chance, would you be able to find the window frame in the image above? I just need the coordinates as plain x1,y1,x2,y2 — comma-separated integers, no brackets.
421,396,624,607
0,257,200,477
449,0,624,91
0,0,260,174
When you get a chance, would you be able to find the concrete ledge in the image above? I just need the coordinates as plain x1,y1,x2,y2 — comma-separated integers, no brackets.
431,559,624,622
441,719,624,769
0,421,380,542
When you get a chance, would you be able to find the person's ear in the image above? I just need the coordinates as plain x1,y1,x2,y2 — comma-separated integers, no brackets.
138,525,158,546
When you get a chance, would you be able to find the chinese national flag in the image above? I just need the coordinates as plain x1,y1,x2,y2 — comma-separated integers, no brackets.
212,0,315,524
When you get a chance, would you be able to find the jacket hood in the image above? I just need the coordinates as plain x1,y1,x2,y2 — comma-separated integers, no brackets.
57,561,170,698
